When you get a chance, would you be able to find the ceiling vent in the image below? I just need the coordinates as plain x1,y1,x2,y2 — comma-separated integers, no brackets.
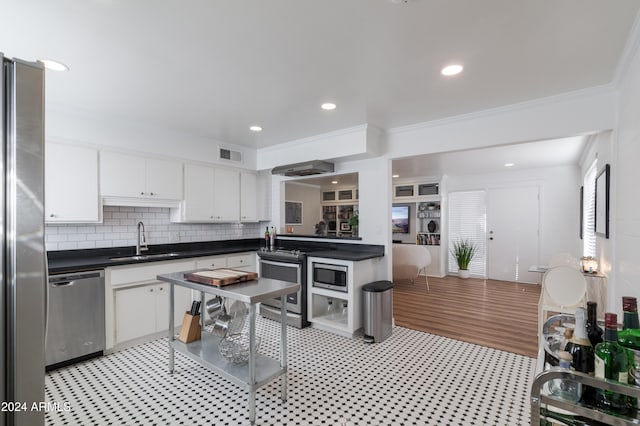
271,160,335,176
218,147,242,163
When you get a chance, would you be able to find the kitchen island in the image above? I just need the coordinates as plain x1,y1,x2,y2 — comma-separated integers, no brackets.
157,271,300,425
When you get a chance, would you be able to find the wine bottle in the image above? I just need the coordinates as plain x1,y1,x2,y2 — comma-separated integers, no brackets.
594,312,630,414
565,308,595,374
264,226,270,249
565,307,595,405
618,296,640,358
617,296,640,410
585,301,603,347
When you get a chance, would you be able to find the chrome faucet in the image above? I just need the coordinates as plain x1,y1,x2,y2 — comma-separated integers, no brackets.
136,221,148,255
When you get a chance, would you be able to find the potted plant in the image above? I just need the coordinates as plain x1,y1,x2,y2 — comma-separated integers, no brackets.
348,212,359,237
451,239,476,279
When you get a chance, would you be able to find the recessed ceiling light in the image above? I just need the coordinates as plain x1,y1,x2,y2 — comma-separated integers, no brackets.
41,59,69,72
249,125,262,132
441,64,463,76
331,180,338,184
321,103,336,111
504,163,515,167
392,174,400,178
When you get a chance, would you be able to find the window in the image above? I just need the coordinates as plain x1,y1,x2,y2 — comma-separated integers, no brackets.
447,190,486,276
583,160,597,257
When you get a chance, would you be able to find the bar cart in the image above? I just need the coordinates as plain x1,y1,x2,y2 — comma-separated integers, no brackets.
531,314,640,425
157,271,300,425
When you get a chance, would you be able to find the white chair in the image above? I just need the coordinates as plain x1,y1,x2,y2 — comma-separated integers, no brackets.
538,265,587,335
392,244,432,291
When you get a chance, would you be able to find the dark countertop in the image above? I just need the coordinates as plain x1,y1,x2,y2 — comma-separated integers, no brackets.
47,239,262,274
48,238,385,274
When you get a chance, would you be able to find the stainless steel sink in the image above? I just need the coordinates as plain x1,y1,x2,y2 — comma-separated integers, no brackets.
109,252,181,262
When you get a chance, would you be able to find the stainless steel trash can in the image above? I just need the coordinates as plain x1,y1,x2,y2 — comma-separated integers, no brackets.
362,280,393,343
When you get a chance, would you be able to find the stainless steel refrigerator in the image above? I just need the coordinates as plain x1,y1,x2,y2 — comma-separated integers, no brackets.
1,53,46,426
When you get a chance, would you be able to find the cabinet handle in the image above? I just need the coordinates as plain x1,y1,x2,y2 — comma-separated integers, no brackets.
140,191,145,195
159,286,164,291
150,288,154,292
49,213,55,218
211,263,216,267
150,192,155,196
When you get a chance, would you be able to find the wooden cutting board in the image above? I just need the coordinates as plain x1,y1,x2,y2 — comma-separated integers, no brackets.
184,268,258,287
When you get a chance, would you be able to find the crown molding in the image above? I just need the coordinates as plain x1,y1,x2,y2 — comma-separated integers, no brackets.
386,83,616,136
257,124,369,154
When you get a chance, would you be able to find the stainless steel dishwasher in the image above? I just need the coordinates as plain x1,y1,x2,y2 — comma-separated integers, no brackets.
46,270,105,370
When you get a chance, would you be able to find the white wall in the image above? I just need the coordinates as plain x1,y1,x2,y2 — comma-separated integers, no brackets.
610,29,640,314
283,182,322,235
447,165,582,269
45,206,262,251
46,105,257,170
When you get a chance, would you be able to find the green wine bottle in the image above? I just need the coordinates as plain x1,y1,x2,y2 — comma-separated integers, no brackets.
618,296,640,361
594,312,630,414
617,296,640,410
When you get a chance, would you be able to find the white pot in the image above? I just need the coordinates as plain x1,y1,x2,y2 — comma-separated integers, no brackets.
458,269,470,279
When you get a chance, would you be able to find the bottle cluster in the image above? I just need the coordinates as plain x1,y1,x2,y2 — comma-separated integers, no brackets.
547,297,640,419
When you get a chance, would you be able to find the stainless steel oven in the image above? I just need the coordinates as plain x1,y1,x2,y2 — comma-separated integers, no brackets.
258,250,309,328
312,262,348,292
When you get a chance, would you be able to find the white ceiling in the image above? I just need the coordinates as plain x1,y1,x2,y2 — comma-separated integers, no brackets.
392,136,589,177
2,0,639,151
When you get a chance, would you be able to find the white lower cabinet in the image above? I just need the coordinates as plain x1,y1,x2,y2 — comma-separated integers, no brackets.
106,253,257,350
113,282,191,346
307,257,382,338
106,260,195,350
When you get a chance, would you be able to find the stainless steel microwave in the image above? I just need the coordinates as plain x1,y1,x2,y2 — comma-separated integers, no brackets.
312,262,348,292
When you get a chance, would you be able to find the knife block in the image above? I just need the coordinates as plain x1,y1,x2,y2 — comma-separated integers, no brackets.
178,312,201,343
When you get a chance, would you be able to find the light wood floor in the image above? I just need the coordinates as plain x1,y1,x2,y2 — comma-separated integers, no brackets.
392,275,541,358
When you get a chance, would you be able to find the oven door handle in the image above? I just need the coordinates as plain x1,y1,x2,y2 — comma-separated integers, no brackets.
260,259,302,269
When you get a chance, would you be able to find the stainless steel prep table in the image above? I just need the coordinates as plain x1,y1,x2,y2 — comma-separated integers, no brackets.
157,271,300,425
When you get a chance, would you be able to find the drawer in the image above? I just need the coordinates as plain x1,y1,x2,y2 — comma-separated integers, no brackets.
227,252,255,269
194,255,227,270
108,260,195,287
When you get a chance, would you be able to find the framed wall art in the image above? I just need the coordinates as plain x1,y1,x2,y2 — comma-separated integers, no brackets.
285,200,303,225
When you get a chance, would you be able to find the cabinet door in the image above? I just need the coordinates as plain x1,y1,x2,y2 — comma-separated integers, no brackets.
212,168,240,221
100,151,146,197
146,158,183,200
240,172,257,222
182,164,215,221
155,283,193,333
45,143,100,222
115,285,157,344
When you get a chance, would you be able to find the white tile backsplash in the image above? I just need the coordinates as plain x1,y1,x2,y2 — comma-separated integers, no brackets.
45,206,263,251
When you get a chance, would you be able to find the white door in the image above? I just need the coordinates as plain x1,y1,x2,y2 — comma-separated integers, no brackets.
487,186,540,283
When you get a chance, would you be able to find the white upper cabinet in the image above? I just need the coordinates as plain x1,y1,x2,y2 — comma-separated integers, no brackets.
45,142,101,223
181,163,215,221
173,164,259,223
100,151,182,205
213,168,240,221
240,171,257,222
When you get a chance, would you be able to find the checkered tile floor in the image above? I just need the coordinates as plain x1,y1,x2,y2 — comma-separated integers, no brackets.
45,317,535,425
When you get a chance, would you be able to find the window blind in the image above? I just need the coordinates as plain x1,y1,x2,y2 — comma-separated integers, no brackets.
583,160,597,257
447,190,487,276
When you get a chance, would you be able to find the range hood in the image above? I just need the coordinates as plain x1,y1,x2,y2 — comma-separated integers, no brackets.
271,160,335,176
